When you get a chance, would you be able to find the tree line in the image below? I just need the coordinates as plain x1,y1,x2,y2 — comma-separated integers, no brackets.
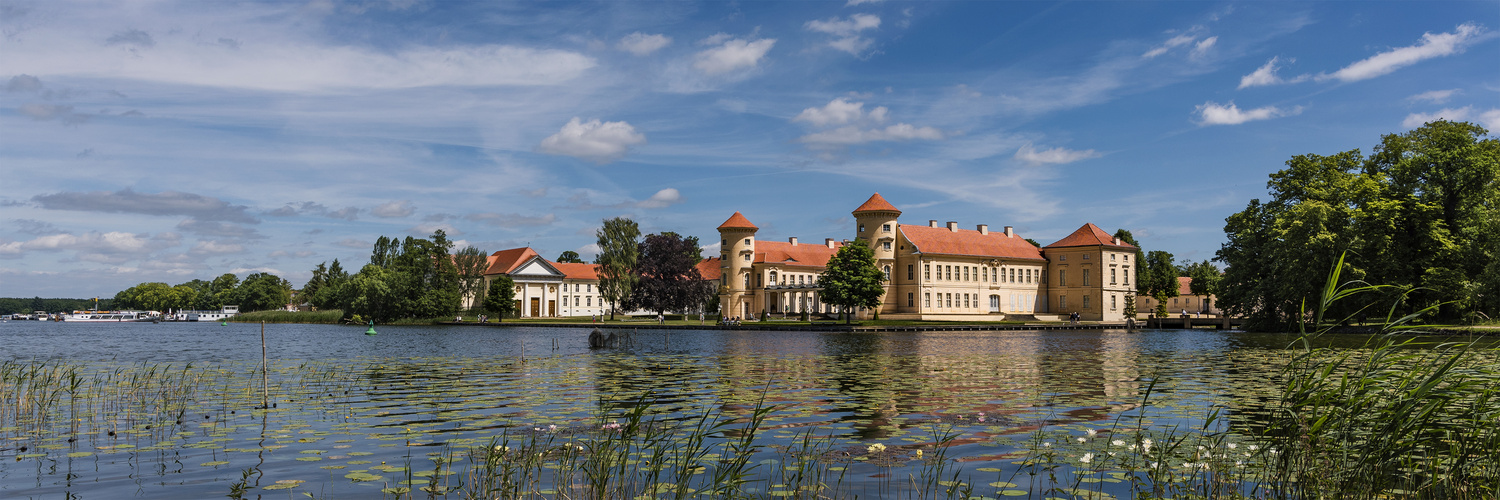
1216,120,1499,330
110,272,292,313
0,297,115,315
300,230,486,323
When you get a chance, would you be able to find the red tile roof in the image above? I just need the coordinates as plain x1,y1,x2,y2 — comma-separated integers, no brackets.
1177,276,1194,295
484,247,541,275
852,192,901,215
1044,223,1135,249
718,212,758,230
551,262,599,280
695,257,722,280
753,240,842,268
901,225,1046,261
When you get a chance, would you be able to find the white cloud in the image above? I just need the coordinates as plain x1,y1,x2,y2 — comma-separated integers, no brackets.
5,231,171,257
636,188,683,209
1238,57,1310,89
1142,33,1199,59
846,0,882,5
799,123,944,145
806,14,881,37
618,32,672,56
370,200,415,218
1190,36,1217,59
693,37,776,75
229,267,284,276
1014,143,1102,165
537,117,647,163
1402,106,1500,129
807,14,881,56
1320,23,1483,83
576,243,602,257
7,33,597,92
792,98,887,127
1195,101,1302,126
409,222,463,236
190,240,244,254
1408,89,1461,104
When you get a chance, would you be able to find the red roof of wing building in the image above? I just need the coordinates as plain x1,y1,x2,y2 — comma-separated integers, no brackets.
752,240,842,268
484,247,542,275
551,262,600,280
1044,223,1135,249
901,225,1046,261
852,193,902,215
695,257,722,280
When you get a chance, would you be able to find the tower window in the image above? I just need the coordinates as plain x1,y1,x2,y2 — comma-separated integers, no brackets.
883,241,891,251
859,224,866,233
907,265,914,280
882,224,891,232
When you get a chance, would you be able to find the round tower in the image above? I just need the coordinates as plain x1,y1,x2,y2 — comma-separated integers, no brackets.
852,193,901,262
717,212,758,319
852,193,901,318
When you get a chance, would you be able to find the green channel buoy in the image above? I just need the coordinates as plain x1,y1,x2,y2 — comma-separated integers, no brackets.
220,319,227,326
365,320,377,336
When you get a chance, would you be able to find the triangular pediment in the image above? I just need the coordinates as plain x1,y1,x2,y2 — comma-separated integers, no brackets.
512,257,564,277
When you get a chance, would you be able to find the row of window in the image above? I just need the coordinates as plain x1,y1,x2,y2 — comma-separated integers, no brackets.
1055,267,1131,287
1057,252,1129,262
914,263,1039,284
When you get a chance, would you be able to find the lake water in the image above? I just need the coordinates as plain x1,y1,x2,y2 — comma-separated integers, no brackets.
0,321,1368,498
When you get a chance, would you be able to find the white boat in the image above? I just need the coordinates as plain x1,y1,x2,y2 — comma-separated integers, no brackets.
62,310,161,322
170,305,240,322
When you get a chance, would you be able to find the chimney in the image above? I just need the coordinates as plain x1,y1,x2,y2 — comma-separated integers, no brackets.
825,238,836,248
1114,237,1122,246
977,224,989,235
946,221,958,232
789,237,798,246
1004,226,1014,237
929,220,938,228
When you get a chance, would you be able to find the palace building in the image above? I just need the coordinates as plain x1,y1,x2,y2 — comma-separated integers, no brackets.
716,193,1137,322
473,246,721,319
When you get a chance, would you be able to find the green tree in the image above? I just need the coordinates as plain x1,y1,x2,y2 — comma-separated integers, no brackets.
1113,229,1149,295
239,273,292,312
346,264,399,323
1142,250,1180,304
819,240,887,324
555,250,584,263
595,217,641,320
209,273,240,308
455,246,490,311
302,262,328,307
625,233,714,316
483,275,517,321
1184,260,1222,314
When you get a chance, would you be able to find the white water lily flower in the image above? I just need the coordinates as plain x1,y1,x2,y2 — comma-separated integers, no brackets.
866,443,886,453
1086,429,1098,437
1111,440,1125,447
1226,442,1237,450
1042,442,1051,448
1080,453,1094,464
1248,444,1258,451
1076,437,1086,443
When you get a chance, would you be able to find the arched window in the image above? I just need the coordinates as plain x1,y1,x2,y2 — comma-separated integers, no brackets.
769,271,777,285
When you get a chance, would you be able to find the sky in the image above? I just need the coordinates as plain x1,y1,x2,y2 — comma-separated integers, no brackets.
2,1,1497,298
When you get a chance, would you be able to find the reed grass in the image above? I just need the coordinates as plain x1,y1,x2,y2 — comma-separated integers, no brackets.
230,309,346,324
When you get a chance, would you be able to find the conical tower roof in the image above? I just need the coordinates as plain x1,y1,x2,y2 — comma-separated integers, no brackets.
852,193,901,215
717,211,758,230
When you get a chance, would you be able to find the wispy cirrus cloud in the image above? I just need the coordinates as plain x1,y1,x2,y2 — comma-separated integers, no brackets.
370,200,415,218
618,32,672,56
1407,89,1461,104
1238,57,1309,89
1194,101,1302,126
805,14,881,56
693,35,776,75
1014,143,1101,165
33,189,258,223
1318,23,1484,83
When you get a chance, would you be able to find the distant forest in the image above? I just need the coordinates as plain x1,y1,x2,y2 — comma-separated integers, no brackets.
0,297,115,315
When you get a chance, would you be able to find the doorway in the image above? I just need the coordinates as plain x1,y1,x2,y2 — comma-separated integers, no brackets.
530,298,540,317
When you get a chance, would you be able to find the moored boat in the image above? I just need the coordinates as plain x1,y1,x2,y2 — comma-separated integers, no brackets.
62,310,161,322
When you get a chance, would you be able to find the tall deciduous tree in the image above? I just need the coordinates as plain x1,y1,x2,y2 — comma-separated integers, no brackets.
1142,250,1179,317
1184,260,1222,313
483,275,517,321
1217,120,1499,329
595,217,641,320
555,250,584,263
454,246,490,311
819,240,887,324
626,233,714,316
1113,229,1149,295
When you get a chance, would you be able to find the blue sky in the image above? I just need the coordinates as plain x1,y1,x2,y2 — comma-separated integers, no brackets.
2,0,1496,298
